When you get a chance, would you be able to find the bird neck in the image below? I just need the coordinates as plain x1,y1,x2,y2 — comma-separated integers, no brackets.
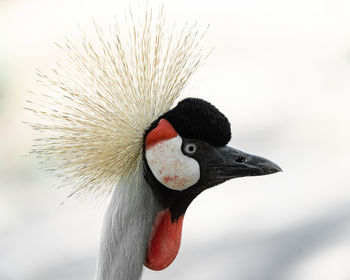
94,170,159,280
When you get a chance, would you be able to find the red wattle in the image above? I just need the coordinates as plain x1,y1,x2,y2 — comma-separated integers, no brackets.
145,209,184,271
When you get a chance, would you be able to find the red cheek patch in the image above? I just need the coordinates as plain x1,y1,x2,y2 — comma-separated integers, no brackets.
144,209,184,271
146,119,178,149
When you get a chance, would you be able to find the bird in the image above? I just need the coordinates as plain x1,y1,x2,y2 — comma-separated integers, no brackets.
27,6,281,280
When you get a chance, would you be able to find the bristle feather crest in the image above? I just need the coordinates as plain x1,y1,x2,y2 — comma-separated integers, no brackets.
27,6,206,197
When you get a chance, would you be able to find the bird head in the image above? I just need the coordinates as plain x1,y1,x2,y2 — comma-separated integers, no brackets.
28,7,282,277
143,98,281,270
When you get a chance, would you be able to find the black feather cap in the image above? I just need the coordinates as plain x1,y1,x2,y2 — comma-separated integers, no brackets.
147,98,231,147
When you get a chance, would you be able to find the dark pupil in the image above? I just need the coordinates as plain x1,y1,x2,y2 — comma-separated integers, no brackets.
188,145,194,152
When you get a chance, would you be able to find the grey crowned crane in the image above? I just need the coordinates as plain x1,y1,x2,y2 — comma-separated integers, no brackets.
28,6,281,280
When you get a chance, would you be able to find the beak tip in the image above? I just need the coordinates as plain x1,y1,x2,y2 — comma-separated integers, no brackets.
275,165,283,173
271,165,282,174
257,161,282,175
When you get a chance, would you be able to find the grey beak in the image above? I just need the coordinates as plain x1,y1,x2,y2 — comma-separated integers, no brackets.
211,146,282,180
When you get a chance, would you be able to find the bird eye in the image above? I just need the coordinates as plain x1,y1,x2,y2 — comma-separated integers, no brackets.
183,143,199,155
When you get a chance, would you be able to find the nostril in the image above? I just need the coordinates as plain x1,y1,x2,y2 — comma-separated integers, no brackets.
236,156,246,163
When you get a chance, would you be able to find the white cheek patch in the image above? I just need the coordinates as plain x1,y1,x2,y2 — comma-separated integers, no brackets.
145,136,200,191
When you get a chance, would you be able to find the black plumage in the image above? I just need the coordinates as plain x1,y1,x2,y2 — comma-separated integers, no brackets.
146,98,231,147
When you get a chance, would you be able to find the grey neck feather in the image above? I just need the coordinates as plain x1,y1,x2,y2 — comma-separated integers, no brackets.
94,170,159,280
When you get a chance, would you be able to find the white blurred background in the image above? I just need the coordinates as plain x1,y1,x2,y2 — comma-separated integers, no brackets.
1,0,350,279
